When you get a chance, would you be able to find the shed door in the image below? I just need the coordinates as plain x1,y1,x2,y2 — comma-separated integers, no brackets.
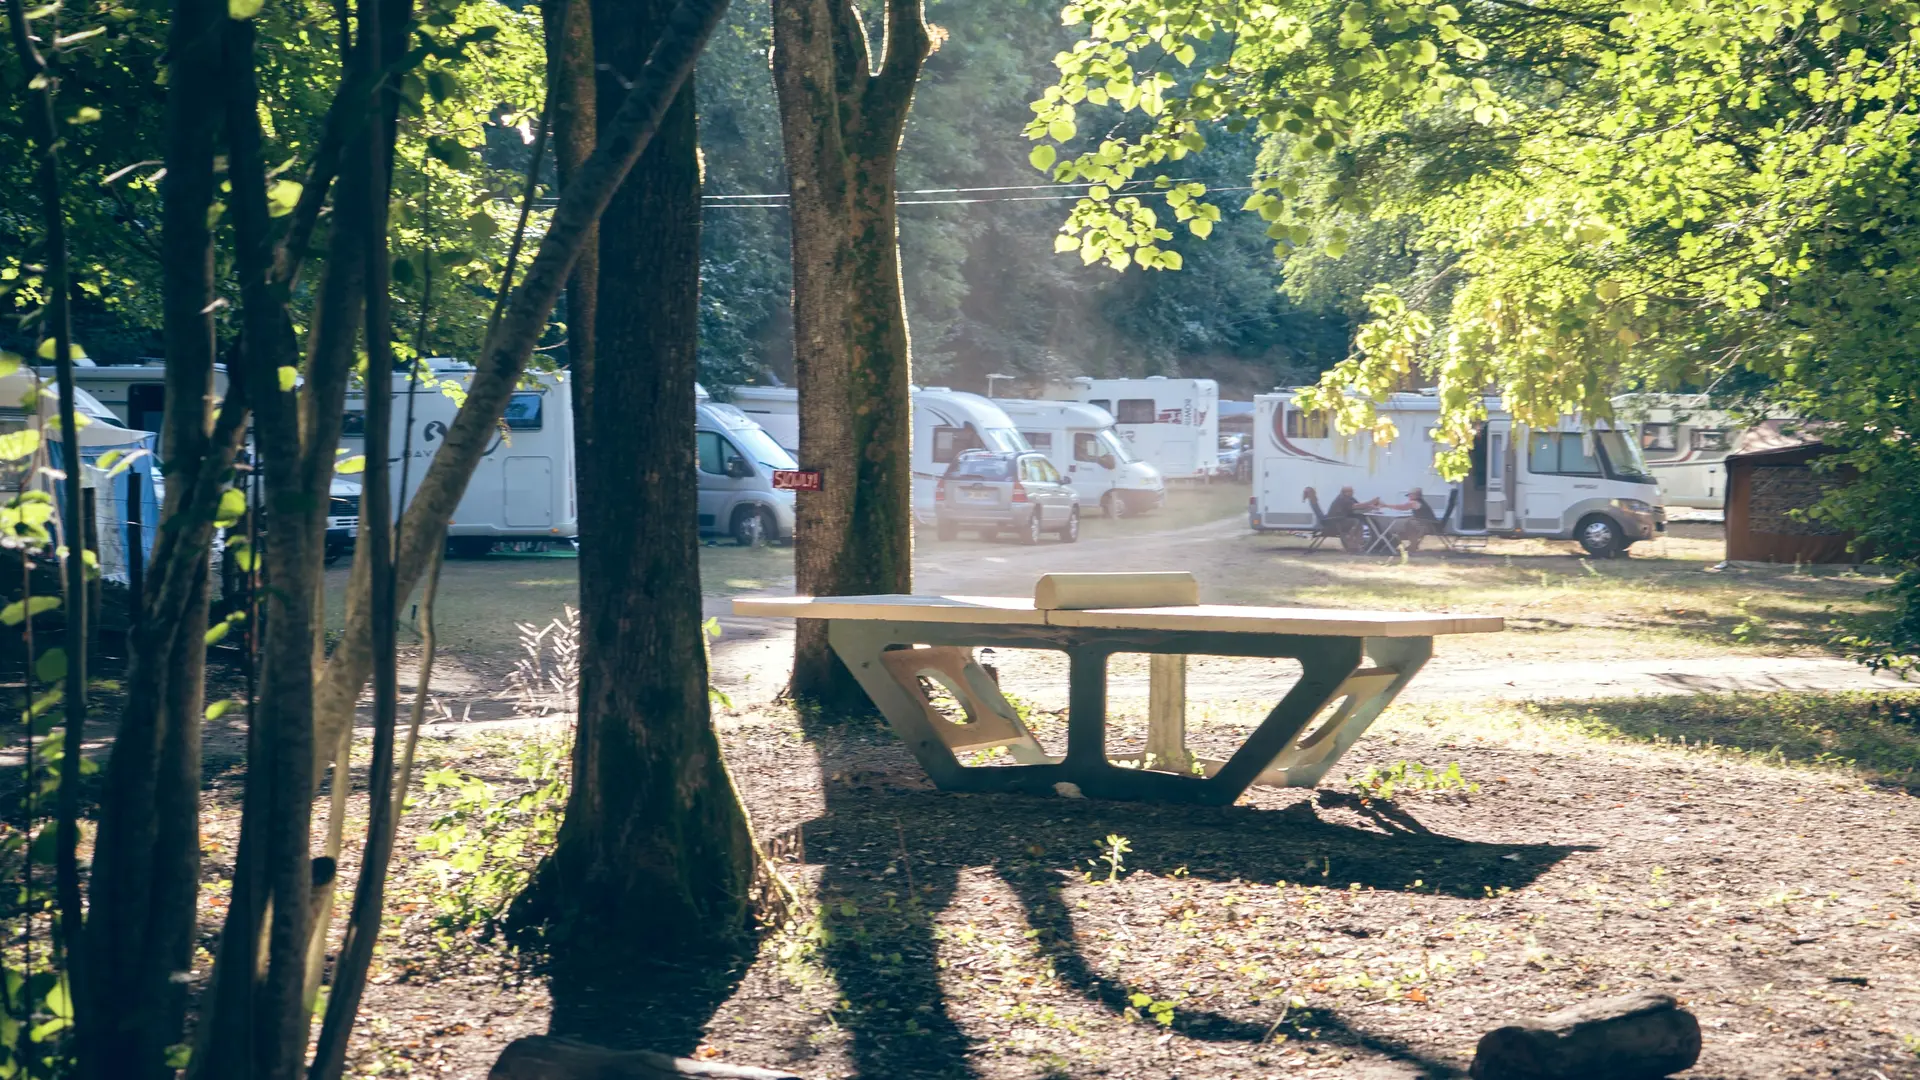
503,456,552,529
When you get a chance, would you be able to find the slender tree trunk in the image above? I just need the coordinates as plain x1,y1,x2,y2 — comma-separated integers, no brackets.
76,0,225,1070
771,0,928,713
309,0,734,777
513,0,756,952
543,0,599,439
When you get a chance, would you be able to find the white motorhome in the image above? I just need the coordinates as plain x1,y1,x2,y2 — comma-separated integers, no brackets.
991,398,1164,516
64,362,361,555
1251,390,1666,557
1,371,159,584
729,384,800,453
346,362,575,557
1045,376,1220,481
1610,393,1745,510
912,389,1032,524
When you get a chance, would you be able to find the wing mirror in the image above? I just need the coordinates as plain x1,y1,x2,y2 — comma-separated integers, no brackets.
1099,454,1118,471
726,457,754,479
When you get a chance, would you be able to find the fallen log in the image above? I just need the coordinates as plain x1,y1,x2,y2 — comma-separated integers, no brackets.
489,1036,802,1080
1469,992,1701,1080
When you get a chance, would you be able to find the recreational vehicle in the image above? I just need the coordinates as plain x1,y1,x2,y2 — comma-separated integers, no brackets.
729,384,800,453
65,362,361,556
1251,390,1666,557
1045,376,1220,481
1,370,159,584
345,362,575,556
1610,393,1746,510
912,389,1032,524
694,396,798,546
991,397,1165,516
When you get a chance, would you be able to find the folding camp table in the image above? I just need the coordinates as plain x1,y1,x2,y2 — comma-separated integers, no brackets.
734,574,1502,805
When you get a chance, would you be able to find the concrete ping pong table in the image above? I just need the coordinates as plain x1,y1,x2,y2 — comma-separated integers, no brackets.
734,572,1503,805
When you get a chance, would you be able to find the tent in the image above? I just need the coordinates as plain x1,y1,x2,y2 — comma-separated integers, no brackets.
1722,421,1859,565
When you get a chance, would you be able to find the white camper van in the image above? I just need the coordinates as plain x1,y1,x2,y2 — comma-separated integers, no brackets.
912,389,1032,524
728,384,800,454
1,371,159,584
991,398,1165,516
693,393,798,546
1610,393,1746,510
346,362,575,556
65,362,361,555
1251,390,1665,557
1046,376,1220,481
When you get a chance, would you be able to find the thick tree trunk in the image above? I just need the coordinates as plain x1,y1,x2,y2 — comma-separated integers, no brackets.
771,0,928,713
309,0,734,779
77,0,224,1071
515,0,756,953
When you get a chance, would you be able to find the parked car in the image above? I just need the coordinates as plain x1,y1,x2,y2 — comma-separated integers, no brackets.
934,449,1080,544
1217,433,1253,483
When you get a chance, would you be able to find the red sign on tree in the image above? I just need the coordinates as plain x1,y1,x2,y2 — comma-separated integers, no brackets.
772,469,824,492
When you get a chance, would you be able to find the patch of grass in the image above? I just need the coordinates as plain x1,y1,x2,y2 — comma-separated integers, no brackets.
1348,760,1479,801
1081,483,1249,538
1391,691,1920,790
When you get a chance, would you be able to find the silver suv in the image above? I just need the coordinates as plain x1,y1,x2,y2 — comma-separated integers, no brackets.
934,450,1080,544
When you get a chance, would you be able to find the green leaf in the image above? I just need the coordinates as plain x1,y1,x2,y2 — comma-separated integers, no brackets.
66,105,101,125
34,648,66,684
36,338,86,361
1189,218,1212,239
277,365,298,392
0,352,20,378
0,428,41,462
1047,117,1077,143
204,620,231,646
429,137,474,170
1029,144,1057,171
215,487,247,528
228,0,263,17
204,698,238,721
1,596,60,625
266,179,302,218
335,455,366,475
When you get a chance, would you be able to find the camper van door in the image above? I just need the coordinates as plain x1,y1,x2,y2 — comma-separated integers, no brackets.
1484,420,1514,530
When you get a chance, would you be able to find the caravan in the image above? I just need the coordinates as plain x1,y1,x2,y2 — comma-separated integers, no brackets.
1610,393,1746,510
1046,376,1220,481
1252,390,1665,557
991,398,1164,516
346,362,575,556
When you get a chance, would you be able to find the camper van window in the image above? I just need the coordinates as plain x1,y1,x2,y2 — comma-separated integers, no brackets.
696,430,737,475
341,410,366,437
731,425,798,470
1115,399,1156,424
504,392,543,430
1025,431,1053,450
932,425,980,463
1527,432,1602,476
1640,422,1677,452
1098,429,1134,462
1284,408,1331,439
1073,432,1100,462
1693,428,1729,452
1594,429,1656,482
1088,399,1110,413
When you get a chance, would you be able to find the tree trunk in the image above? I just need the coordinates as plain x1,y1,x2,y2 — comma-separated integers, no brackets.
771,0,928,713
514,0,757,955
76,0,225,1070
543,0,599,441
308,0,735,782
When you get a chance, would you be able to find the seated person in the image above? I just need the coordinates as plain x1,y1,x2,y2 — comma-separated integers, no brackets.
1378,487,1442,548
1324,485,1380,526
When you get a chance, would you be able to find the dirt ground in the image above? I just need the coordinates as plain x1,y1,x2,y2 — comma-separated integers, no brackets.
271,494,1920,1080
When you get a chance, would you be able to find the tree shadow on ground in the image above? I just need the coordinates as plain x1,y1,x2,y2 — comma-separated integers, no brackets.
798,731,1586,1080
1524,690,1920,791
543,939,761,1057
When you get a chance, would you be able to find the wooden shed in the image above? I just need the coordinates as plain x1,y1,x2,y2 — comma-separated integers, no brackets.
1723,422,1860,564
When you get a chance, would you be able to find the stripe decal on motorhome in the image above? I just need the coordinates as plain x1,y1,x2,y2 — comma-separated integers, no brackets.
1268,408,1351,466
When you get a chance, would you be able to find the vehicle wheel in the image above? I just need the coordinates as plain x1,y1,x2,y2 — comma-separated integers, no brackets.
1020,512,1043,545
1576,514,1623,558
447,537,494,559
1058,508,1080,543
937,518,958,541
733,506,770,547
1100,492,1124,519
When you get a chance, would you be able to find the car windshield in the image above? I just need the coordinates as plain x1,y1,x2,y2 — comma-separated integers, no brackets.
1595,428,1656,483
949,455,1013,480
1098,429,1134,462
731,425,797,470
981,427,1031,453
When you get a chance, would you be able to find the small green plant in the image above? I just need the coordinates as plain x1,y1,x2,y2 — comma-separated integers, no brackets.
1127,992,1177,1026
1089,833,1131,882
1349,760,1479,801
412,736,569,938
1729,596,1768,644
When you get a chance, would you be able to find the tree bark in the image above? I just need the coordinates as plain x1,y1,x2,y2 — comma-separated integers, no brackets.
771,0,928,712
543,0,600,442
309,0,734,779
76,0,225,1070
513,0,757,954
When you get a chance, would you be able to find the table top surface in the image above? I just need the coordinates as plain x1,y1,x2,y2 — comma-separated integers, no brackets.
731,594,1503,638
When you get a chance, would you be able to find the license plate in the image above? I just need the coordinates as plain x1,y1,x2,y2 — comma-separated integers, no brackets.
962,487,994,502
